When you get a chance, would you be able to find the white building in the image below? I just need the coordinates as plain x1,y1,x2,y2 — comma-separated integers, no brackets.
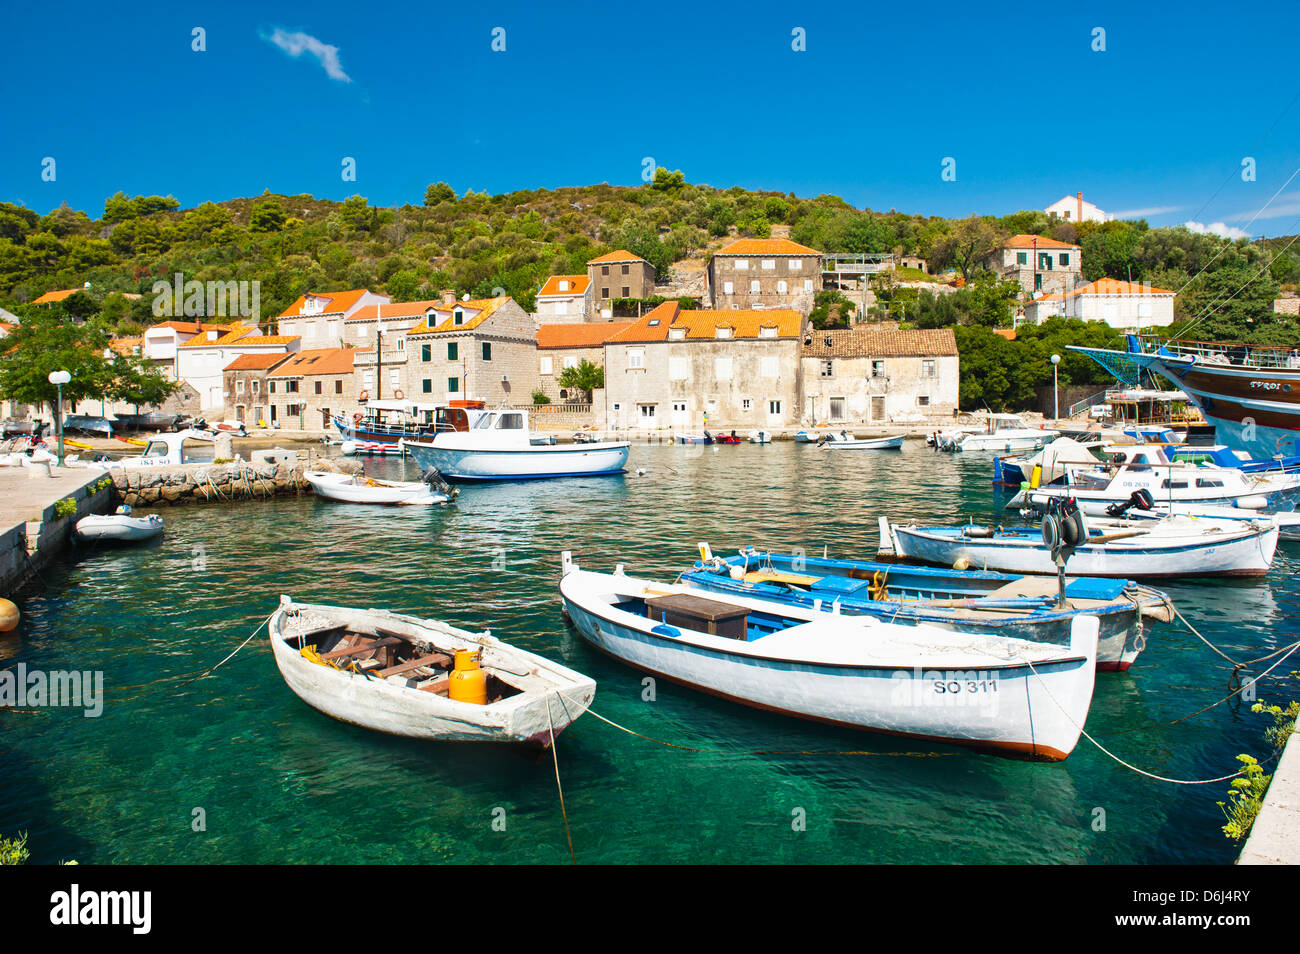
535,275,593,323
1024,278,1176,329
176,324,301,411
1045,192,1109,224
275,288,390,345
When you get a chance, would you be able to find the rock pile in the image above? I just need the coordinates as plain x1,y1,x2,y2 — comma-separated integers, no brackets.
110,457,362,506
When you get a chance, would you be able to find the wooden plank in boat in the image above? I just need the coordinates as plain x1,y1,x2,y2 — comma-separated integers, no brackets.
742,570,821,587
646,593,748,639
375,653,453,678
418,677,450,694
319,636,403,661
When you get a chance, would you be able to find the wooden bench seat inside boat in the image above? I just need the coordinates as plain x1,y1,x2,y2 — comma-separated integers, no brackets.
646,593,748,639
376,652,453,678
742,570,821,588
320,636,403,661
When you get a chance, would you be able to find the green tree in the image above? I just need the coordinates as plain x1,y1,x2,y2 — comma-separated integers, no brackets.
0,312,115,417
250,201,286,233
424,182,456,206
1178,262,1281,341
556,359,604,402
808,289,854,329
651,167,685,192
928,216,1004,280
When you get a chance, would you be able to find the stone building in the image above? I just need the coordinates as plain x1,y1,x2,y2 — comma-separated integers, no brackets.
587,251,655,315
535,321,634,403
705,238,823,314
989,234,1082,297
602,300,803,432
1023,278,1176,329
274,288,390,344
403,297,539,405
176,324,301,412
222,352,294,427
798,326,959,424
535,275,593,323
266,347,358,430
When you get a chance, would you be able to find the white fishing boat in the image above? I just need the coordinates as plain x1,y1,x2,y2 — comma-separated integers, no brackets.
90,429,218,469
269,596,596,747
403,409,629,481
304,470,453,506
1116,502,1300,541
75,506,164,543
749,430,772,444
559,553,1098,761
821,433,906,451
953,415,1056,453
881,512,1279,578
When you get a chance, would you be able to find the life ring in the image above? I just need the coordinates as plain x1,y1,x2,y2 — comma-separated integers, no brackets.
393,388,405,400
359,389,370,402
353,413,363,425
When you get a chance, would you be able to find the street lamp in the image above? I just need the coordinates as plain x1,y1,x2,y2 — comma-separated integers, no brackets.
1050,353,1061,420
48,369,71,466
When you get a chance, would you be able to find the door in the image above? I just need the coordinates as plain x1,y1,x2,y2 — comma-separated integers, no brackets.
871,396,885,421
829,397,845,421
672,401,688,430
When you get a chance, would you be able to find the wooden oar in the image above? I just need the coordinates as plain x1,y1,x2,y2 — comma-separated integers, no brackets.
1085,529,1151,544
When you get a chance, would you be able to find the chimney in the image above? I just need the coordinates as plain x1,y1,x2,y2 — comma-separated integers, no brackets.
441,289,456,306
1077,192,1083,222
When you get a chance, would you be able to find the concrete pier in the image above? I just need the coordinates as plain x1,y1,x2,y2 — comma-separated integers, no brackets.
1238,729,1300,864
0,466,115,597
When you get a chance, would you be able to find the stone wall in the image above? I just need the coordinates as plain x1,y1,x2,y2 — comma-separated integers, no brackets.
109,457,360,507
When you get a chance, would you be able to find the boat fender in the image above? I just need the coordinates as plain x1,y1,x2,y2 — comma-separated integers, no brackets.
964,526,996,538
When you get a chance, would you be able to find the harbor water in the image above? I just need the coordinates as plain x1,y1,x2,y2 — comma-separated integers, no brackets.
2,440,1296,864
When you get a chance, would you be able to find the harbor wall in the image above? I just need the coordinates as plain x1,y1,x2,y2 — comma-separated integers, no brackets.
0,469,115,598
109,457,361,507
1238,729,1300,865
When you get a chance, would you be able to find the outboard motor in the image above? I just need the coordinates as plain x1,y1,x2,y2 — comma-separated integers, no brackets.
1105,487,1155,518
422,467,458,499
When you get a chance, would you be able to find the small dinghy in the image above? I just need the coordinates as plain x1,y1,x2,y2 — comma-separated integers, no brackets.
304,469,455,506
269,597,596,746
560,553,1098,761
749,430,771,444
820,433,906,451
75,505,164,543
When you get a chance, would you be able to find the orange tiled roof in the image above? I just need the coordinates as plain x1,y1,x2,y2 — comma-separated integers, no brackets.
268,348,356,377
179,324,262,347
608,301,801,343
716,238,821,256
1004,233,1079,250
993,329,1017,340
538,275,591,297
277,289,375,319
224,352,292,372
405,297,511,336
537,322,635,350
347,300,446,323
800,327,958,358
32,288,81,304
146,320,234,336
587,250,647,265
109,336,143,355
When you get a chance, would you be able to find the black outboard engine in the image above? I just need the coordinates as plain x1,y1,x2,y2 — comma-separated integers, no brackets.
1104,487,1154,518
422,467,458,499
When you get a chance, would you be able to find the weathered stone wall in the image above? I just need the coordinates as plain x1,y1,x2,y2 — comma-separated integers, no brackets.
109,457,361,506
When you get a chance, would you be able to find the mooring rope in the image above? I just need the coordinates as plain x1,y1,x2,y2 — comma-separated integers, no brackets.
1175,606,1300,676
546,695,576,865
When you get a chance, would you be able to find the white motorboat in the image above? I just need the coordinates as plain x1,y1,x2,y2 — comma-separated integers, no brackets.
304,470,453,506
75,506,164,543
953,415,1056,453
881,512,1279,578
1114,501,1300,541
403,409,629,481
559,553,1098,761
269,596,596,747
821,433,906,451
91,430,218,469
749,430,772,444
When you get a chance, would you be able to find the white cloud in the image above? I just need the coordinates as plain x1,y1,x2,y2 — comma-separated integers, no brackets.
1183,220,1251,240
1110,205,1184,219
264,29,351,82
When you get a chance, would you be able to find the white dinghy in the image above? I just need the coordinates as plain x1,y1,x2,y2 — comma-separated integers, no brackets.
269,597,596,747
820,433,906,451
75,505,164,543
559,553,1098,761
304,469,453,506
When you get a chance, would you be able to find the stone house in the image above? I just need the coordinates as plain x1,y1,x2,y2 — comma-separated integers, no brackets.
535,321,634,403
274,289,390,345
536,275,593,323
990,234,1082,297
706,238,823,314
588,251,655,316
1024,278,1176,328
266,347,358,430
403,297,539,405
222,352,294,426
798,326,959,424
1045,192,1109,224
602,300,803,432
176,324,301,412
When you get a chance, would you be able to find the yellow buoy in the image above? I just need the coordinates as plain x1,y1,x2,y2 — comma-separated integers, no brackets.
0,598,19,633
953,557,971,571
448,649,487,705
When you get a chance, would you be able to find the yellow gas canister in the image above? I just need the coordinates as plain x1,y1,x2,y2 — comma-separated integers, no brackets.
1030,463,1043,489
448,649,488,705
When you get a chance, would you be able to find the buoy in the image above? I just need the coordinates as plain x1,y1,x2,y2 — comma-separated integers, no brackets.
953,557,971,571
0,598,20,633
1030,463,1042,489
448,649,487,705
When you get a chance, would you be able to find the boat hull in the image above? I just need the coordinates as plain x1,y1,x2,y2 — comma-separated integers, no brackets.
304,471,447,505
823,435,906,450
74,514,163,543
406,440,629,481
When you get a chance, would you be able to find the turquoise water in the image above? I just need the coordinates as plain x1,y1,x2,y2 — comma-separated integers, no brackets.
2,441,1296,864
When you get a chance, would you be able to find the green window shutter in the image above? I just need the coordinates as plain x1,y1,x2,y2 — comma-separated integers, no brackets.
482,342,492,361
421,379,432,394
447,342,458,361
448,377,459,393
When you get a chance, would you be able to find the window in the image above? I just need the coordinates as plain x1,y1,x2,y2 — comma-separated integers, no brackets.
734,259,749,270
359,325,371,337
761,357,779,378
1016,251,1027,265
669,357,689,380
750,280,760,293
621,264,629,275
1035,273,1043,291
871,360,885,378
447,342,458,361
917,395,930,407
482,342,492,361
922,359,936,378
1038,253,1052,271
363,370,374,389
389,369,399,388
768,400,782,415
639,404,656,419
715,326,733,339
803,279,813,291
558,280,569,292
741,398,752,411
453,309,465,326
715,357,733,380
422,379,432,394
669,327,687,340
777,280,787,294
790,259,802,270
448,377,459,392
252,380,259,394
426,314,437,329
314,380,322,395
1196,478,1225,488
830,397,844,420
288,380,299,393
1162,479,1189,490
235,379,245,394
563,355,578,369
397,337,405,353
762,260,776,270
422,344,431,362
621,286,630,297
759,325,777,338
601,287,610,299
495,413,524,429
1059,253,1070,267
540,356,553,375
1138,301,1153,318
628,348,645,369
723,281,734,295
820,360,834,378
335,380,343,394
601,265,610,275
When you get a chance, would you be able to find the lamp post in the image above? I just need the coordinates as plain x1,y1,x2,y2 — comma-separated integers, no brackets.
1050,353,1061,420
48,370,71,466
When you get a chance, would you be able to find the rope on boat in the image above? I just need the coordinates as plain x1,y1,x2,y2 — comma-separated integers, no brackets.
1175,607,1300,683
1024,637,1300,784
546,695,576,865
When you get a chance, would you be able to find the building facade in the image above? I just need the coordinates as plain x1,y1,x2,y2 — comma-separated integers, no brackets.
535,321,634,403
266,348,358,430
403,297,540,405
990,234,1082,297
798,326,959,424
176,324,301,412
1045,192,1109,224
1024,278,1176,328
706,238,823,314
222,353,293,426
275,288,390,344
587,252,655,316
602,301,803,432
535,275,594,323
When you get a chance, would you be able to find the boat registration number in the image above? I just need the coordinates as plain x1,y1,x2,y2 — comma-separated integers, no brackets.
932,678,999,695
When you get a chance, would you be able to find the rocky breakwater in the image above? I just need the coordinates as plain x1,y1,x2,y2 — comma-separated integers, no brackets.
110,456,362,506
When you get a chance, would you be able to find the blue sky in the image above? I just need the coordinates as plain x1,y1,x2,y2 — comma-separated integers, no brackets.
4,1,1300,237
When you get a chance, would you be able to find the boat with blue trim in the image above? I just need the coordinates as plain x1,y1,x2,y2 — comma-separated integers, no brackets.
332,399,487,453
